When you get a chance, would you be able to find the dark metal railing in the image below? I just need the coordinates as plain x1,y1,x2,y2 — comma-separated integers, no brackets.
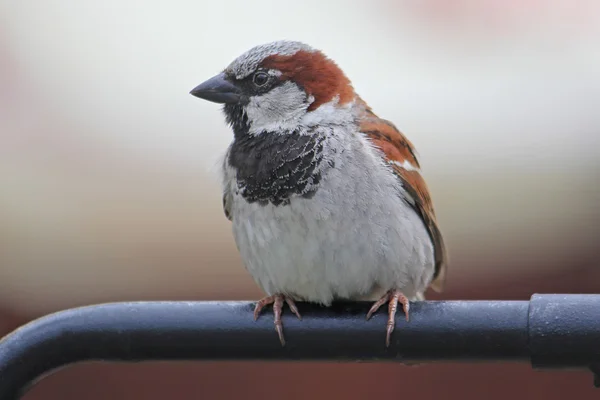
0,294,598,398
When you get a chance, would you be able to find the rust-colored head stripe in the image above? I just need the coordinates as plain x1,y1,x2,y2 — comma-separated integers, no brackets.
262,50,355,111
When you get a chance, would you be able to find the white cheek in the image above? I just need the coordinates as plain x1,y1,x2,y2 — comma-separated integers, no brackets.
245,81,309,135
301,97,356,127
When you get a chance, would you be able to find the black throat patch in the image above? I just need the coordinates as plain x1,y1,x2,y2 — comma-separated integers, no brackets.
228,129,325,207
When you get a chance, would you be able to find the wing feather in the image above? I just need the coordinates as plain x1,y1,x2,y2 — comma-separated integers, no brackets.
359,100,447,292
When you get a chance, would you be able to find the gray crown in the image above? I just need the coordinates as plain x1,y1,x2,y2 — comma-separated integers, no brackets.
225,40,316,80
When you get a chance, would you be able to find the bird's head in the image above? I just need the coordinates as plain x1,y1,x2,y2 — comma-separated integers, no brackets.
190,41,357,137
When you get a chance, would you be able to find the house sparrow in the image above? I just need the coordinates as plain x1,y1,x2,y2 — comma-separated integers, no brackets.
190,41,447,347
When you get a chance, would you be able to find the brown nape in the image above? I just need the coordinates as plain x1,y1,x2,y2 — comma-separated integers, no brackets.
262,50,355,111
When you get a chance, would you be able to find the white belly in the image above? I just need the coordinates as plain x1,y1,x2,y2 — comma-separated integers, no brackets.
226,133,435,305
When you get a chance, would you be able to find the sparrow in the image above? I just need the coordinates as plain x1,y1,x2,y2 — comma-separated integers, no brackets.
190,41,447,347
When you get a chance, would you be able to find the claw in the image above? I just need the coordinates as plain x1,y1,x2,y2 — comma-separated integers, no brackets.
253,294,302,346
366,290,410,347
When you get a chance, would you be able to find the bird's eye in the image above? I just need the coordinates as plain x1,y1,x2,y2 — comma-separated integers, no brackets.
252,71,269,87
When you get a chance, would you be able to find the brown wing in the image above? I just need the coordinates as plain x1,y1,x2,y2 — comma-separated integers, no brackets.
223,192,232,221
358,99,447,292
222,149,233,221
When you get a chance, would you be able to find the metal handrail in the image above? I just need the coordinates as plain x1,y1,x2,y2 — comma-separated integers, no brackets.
0,294,598,398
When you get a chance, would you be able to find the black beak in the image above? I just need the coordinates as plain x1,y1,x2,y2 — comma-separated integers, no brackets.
190,73,242,104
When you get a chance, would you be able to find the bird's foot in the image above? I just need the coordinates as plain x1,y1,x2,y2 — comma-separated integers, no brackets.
254,294,302,346
366,289,410,347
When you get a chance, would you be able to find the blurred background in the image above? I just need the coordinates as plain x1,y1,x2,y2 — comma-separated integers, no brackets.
1,0,600,398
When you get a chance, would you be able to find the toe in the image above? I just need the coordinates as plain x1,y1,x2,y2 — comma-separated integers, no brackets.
285,297,302,320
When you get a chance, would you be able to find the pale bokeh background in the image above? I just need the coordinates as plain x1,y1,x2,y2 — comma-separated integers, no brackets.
1,1,599,399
